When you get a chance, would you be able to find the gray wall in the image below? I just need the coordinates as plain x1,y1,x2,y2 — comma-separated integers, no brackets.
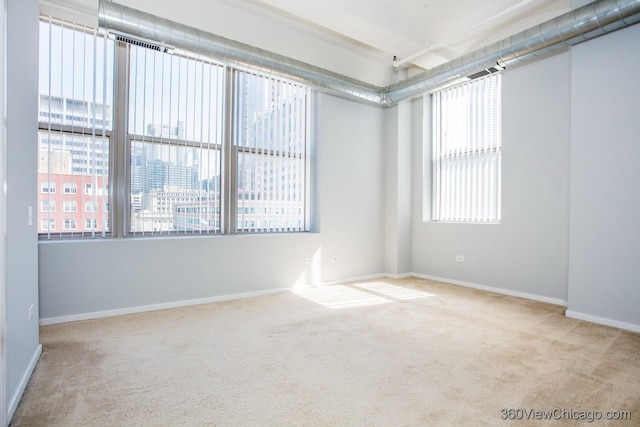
5,0,41,421
38,94,386,321
0,1,5,423
33,2,640,331
567,23,640,328
384,103,412,275
411,51,572,304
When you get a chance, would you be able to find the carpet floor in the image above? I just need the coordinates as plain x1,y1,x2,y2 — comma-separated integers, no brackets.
10,277,640,426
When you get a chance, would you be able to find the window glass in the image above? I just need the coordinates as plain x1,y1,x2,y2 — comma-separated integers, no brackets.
431,74,501,223
234,71,309,233
38,19,310,239
38,20,113,237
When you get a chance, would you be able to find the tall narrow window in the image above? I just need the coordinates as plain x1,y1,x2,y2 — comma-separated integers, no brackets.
432,74,502,223
127,44,225,236
38,19,114,237
233,71,310,233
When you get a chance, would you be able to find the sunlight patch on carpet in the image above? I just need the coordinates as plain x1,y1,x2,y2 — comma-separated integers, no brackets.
292,282,434,309
292,285,392,309
351,281,435,300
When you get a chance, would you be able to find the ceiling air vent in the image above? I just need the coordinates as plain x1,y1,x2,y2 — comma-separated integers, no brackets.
467,64,505,80
108,30,174,54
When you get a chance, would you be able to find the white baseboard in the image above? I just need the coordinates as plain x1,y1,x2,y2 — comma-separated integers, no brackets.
565,310,640,333
384,272,413,280
40,288,291,326
40,273,401,326
410,273,568,307
8,344,42,422
39,272,576,327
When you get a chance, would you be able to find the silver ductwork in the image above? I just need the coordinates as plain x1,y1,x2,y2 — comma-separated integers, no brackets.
99,0,640,108
98,0,384,106
385,0,640,106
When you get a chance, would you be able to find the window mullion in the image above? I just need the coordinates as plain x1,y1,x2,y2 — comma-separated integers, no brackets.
223,67,237,234
113,41,131,237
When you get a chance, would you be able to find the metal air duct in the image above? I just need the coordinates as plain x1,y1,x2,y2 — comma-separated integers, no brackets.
98,0,384,106
99,0,640,108
385,0,640,106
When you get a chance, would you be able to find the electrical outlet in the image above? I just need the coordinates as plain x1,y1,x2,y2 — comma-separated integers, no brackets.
332,256,339,263
305,258,312,265
455,255,464,262
28,304,34,322
28,206,33,226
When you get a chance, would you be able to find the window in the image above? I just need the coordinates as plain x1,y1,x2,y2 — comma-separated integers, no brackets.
233,71,309,233
84,201,98,212
127,42,225,235
63,182,77,194
63,200,77,212
431,74,502,223
39,19,112,238
41,181,56,193
41,219,55,230
38,18,310,239
41,200,56,212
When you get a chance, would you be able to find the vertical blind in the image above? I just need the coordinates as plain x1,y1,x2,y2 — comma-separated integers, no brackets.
38,18,114,239
233,71,310,233
432,73,502,222
127,43,225,236
38,17,311,238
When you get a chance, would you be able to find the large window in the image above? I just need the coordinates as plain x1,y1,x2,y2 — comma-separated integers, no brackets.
431,74,502,223
38,18,311,238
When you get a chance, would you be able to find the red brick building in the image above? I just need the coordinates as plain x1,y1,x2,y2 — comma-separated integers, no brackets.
37,172,109,234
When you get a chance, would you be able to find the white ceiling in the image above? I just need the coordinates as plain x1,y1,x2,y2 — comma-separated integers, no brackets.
248,0,571,72
40,0,574,85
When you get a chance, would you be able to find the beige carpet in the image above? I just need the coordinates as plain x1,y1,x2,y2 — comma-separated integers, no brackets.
10,277,640,426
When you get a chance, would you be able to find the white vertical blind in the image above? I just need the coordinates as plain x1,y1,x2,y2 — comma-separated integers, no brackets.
127,44,225,236
233,71,310,233
39,17,311,239
38,18,113,239
432,73,501,222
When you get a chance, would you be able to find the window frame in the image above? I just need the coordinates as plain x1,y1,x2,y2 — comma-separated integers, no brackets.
40,181,56,193
63,200,77,213
38,18,113,239
84,218,98,230
63,182,77,194
41,218,55,230
41,199,56,212
430,73,502,224
38,17,312,240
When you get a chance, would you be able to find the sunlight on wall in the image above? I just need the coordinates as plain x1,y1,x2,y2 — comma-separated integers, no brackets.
294,247,322,287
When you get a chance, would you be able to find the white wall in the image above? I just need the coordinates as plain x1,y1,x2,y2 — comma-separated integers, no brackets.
38,93,385,321
566,23,640,331
411,51,571,305
5,0,41,421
